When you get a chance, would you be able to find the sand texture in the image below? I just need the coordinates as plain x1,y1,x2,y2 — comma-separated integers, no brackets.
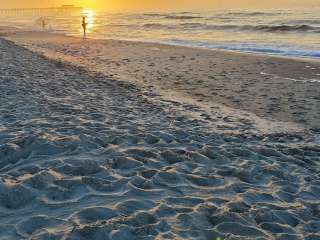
5,31,320,130
0,35,320,240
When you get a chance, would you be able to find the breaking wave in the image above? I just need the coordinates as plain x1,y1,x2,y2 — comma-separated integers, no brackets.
121,22,320,34
180,23,320,33
164,15,203,20
244,24,320,33
224,11,282,16
143,13,203,20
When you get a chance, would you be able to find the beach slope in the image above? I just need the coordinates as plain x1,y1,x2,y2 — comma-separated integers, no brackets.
5,31,320,130
0,36,319,240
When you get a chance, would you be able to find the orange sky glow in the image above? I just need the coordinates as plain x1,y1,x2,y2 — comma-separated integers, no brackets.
1,0,319,11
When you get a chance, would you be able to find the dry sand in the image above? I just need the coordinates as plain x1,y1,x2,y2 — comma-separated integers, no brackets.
0,31,320,240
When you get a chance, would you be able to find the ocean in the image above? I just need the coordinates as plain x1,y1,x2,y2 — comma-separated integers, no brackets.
1,8,320,59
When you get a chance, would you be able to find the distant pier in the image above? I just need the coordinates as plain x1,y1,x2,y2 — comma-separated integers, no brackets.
0,5,83,16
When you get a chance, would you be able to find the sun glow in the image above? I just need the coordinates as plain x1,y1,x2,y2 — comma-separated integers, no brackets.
1,0,319,11
82,9,95,33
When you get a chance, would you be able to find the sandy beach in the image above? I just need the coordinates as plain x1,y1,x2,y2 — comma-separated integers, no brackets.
4,31,320,130
0,30,320,240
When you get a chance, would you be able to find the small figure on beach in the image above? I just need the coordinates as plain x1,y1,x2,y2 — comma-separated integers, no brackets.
82,17,87,39
41,19,47,31
35,17,51,31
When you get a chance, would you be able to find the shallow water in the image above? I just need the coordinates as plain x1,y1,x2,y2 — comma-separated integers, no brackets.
1,8,320,59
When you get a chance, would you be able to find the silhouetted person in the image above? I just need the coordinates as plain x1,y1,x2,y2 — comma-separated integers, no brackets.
41,19,47,31
82,17,87,39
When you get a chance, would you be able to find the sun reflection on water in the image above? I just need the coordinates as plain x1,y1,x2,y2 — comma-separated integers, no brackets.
82,9,95,33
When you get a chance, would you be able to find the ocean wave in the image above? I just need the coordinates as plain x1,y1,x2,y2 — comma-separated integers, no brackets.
143,13,203,20
104,24,132,28
143,13,164,17
143,11,279,19
286,19,320,25
142,23,172,29
117,22,320,34
180,23,320,33
249,24,320,33
164,15,203,20
213,46,320,59
166,39,320,59
225,11,282,16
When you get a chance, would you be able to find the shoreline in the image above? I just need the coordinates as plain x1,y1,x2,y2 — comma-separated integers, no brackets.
3,30,320,130
2,27,320,63
87,38,320,63
84,36,320,63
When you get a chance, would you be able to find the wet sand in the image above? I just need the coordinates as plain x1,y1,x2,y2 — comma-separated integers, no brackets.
0,32,320,240
4,31,320,130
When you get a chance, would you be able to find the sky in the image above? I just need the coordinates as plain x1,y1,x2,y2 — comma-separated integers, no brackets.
1,0,319,11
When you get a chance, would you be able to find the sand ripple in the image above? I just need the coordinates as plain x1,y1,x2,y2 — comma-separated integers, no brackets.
0,38,319,239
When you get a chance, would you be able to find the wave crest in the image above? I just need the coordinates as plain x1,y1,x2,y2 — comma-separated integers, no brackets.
180,23,320,33
144,13,203,20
